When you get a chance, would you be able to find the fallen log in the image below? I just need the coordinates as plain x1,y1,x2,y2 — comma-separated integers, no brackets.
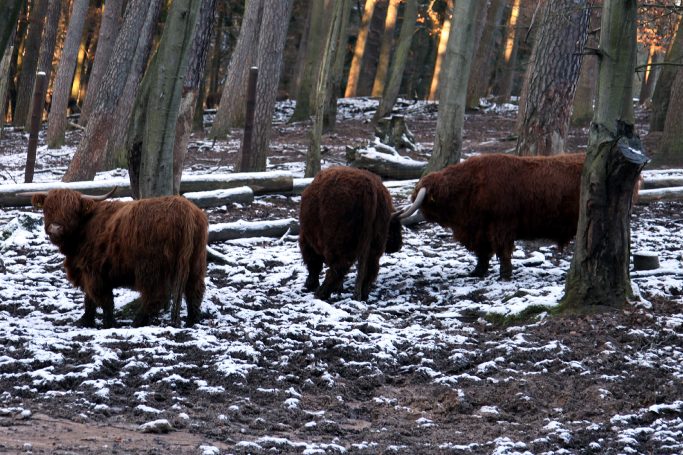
636,186,683,204
0,171,293,207
183,186,253,208
346,145,426,180
209,218,299,243
641,176,683,189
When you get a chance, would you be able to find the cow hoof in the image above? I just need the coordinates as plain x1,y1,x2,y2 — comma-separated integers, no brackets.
469,269,488,278
304,276,319,292
76,316,96,328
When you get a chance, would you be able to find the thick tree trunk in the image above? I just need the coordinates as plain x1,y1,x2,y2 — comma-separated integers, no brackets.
344,0,376,98
423,0,483,174
515,0,590,156
427,1,453,101
13,0,48,128
373,0,417,122
46,0,89,148
561,0,647,312
652,68,683,168
370,0,401,97
127,0,201,199
649,15,683,132
79,0,124,126
208,0,263,138
62,0,163,182
239,0,292,171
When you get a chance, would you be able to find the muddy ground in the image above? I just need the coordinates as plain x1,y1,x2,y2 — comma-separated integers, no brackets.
1,99,682,454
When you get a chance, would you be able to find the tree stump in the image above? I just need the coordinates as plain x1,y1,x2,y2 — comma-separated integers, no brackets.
633,251,660,270
375,115,417,151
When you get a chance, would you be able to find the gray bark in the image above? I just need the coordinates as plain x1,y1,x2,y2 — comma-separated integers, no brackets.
0,0,22,58
649,17,683,132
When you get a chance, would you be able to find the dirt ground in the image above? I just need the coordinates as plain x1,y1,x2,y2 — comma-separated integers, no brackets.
1,100,682,454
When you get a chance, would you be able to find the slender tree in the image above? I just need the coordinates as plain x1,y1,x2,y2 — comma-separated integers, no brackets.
209,0,263,138
571,8,600,127
649,14,683,132
63,0,163,182
46,0,89,148
515,0,590,156
560,0,647,312
493,0,521,102
427,0,454,101
0,28,16,133
0,0,23,58
322,0,353,131
126,0,201,198
238,0,293,171
13,0,48,128
344,0,376,97
373,0,418,123
424,0,483,174
371,0,401,97
652,68,683,168
79,0,125,126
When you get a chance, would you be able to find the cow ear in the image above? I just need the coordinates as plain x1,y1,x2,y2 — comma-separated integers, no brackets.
80,198,98,214
31,194,47,208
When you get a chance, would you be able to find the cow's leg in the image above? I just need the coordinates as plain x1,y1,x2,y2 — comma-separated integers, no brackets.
355,256,381,302
78,295,97,328
497,242,514,281
300,240,323,292
133,289,166,327
471,248,492,277
100,291,115,329
316,262,351,300
184,272,205,327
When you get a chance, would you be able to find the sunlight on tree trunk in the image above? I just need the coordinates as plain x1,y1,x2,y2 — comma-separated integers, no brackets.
371,0,401,97
650,15,683,132
344,0,376,98
427,1,453,102
495,0,521,103
652,69,683,168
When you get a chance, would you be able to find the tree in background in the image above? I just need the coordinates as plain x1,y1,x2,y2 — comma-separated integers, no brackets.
427,0,453,101
345,0,376,98
0,0,22,58
571,8,600,127
63,0,163,182
515,0,590,156
649,13,683,132
13,0,48,128
209,0,263,138
46,0,89,148
653,68,683,167
560,0,647,312
373,0,418,122
423,0,483,174
126,0,202,198
79,0,125,126
493,0,521,103
322,0,353,131
371,0,401,97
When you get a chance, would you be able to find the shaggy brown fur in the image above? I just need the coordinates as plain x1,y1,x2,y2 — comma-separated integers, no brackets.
299,167,403,301
31,189,208,328
413,153,585,280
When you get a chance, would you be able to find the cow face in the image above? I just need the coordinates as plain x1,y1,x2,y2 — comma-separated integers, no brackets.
32,189,95,246
385,214,403,254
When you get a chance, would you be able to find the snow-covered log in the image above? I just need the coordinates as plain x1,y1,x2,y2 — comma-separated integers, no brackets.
0,171,293,207
208,218,299,243
183,186,253,208
642,177,683,189
346,145,426,180
636,186,683,204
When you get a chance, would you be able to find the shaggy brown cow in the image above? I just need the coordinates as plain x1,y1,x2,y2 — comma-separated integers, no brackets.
299,167,403,301
23,188,208,328
401,153,586,280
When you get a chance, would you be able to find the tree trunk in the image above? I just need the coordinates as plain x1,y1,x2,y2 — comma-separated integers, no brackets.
62,0,163,182
239,0,292,171
638,48,661,105
46,0,89,148
322,0,352,132
305,0,344,177
344,0,376,97
652,68,683,168
515,0,589,156
561,0,647,313
173,0,216,193
373,0,417,123
127,0,201,199
13,0,48,128
649,15,683,132
423,0,483,174
427,0,454,101
571,7,600,127
79,0,125,126
0,0,22,58
208,0,263,138
0,29,16,134
370,0,401,97
493,0,521,103
466,0,506,109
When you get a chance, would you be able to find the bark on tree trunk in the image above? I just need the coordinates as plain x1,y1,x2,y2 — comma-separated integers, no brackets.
62,0,162,182
493,0,521,103
208,0,263,138
427,0,454,101
13,0,48,128
240,0,292,171
652,68,683,168
79,0,125,126
46,0,89,148
0,30,16,135
423,0,483,174
344,0,376,98
370,0,401,97
561,0,647,313
571,8,600,127
515,0,590,156
373,0,417,123
322,0,352,133
649,15,683,132
0,0,22,58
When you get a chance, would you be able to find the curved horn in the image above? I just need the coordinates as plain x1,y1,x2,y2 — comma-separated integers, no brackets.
397,187,427,219
80,186,118,201
16,191,49,198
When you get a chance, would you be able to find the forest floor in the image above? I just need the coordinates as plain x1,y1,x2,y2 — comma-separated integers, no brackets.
0,98,682,454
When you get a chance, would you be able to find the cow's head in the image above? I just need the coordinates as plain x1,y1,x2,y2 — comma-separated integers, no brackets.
19,188,116,246
385,212,403,254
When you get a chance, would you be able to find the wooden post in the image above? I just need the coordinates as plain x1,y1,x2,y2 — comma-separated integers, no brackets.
25,72,47,183
237,66,258,172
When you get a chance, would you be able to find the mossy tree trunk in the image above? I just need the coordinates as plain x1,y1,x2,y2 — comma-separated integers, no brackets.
560,0,648,313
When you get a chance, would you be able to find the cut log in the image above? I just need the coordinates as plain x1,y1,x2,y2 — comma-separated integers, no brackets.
0,171,293,207
641,176,683,189
346,145,426,180
632,251,660,271
209,218,299,243
636,186,683,204
183,186,253,208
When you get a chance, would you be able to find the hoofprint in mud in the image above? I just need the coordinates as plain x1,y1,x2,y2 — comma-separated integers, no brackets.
1,99,683,454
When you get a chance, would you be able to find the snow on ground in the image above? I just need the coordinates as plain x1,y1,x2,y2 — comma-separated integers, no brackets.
1,99,683,453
